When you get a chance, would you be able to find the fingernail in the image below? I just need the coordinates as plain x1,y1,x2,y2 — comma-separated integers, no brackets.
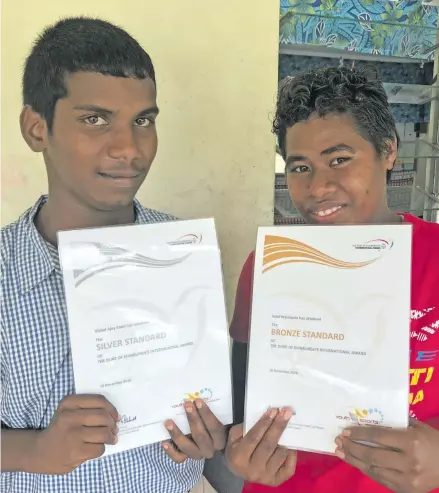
195,399,203,409
335,438,342,448
114,425,119,434
185,404,193,414
342,429,351,437
165,421,174,431
282,408,293,421
335,449,345,460
269,408,278,420
162,442,169,450
113,434,118,444
117,414,121,422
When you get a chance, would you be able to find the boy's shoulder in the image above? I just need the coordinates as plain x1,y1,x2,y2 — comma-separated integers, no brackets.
0,200,179,282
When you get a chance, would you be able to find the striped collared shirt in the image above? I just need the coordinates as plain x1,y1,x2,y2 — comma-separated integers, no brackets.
1,196,204,493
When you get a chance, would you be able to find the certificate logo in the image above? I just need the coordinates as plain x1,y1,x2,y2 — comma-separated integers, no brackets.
167,234,203,246
337,407,384,426
353,239,393,252
183,388,213,403
171,388,213,409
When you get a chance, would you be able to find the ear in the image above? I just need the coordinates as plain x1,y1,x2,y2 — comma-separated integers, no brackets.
382,137,398,172
20,105,49,152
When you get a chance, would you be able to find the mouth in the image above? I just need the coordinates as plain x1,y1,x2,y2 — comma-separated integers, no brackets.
308,204,347,222
97,171,143,188
98,172,141,180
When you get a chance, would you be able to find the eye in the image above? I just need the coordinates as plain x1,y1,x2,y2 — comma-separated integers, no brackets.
83,115,108,126
330,157,351,166
288,164,310,174
134,117,153,127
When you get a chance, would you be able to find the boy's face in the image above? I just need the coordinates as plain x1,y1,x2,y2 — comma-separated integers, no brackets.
284,114,396,225
21,72,158,211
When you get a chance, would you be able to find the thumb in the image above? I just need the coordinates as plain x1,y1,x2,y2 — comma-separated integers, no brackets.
227,424,244,444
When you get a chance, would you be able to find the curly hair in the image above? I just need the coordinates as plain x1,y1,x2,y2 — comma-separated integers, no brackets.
273,67,399,167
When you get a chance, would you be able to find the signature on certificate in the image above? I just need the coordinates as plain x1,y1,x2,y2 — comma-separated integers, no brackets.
120,414,137,424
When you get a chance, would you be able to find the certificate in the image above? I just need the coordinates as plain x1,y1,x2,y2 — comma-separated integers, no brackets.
58,218,233,456
245,224,412,454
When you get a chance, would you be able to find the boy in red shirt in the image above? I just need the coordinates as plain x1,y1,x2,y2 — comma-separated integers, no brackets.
224,67,439,493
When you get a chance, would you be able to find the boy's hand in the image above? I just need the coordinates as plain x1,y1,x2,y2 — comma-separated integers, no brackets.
224,408,296,486
25,394,119,475
162,400,226,462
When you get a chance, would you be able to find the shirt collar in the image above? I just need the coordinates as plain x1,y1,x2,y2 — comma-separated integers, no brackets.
16,196,146,294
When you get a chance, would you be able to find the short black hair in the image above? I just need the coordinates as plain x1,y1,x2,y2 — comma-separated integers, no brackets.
23,17,156,131
273,67,398,182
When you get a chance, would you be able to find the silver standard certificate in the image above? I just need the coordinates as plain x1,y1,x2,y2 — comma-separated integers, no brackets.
245,224,412,454
58,218,233,456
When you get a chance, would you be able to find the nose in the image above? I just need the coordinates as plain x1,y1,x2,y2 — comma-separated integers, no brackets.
308,168,337,199
107,126,141,162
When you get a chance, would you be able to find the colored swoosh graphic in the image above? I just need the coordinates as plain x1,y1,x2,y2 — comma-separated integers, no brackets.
262,235,376,273
71,242,190,287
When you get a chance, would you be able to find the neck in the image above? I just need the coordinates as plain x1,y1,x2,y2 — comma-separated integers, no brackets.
35,195,136,245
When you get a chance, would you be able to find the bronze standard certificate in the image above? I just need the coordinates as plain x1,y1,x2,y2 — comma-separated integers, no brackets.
245,224,412,454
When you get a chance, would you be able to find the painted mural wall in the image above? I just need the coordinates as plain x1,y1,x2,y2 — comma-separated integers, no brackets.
280,0,438,60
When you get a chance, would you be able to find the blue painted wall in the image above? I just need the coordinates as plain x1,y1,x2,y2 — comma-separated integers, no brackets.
280,0,438,60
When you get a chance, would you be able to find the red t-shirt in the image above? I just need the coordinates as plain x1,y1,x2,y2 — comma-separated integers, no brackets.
230,214,439,493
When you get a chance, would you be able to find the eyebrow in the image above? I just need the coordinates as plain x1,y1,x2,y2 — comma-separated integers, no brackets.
321,144,355,155
72,105,160,118
285,144,355,166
